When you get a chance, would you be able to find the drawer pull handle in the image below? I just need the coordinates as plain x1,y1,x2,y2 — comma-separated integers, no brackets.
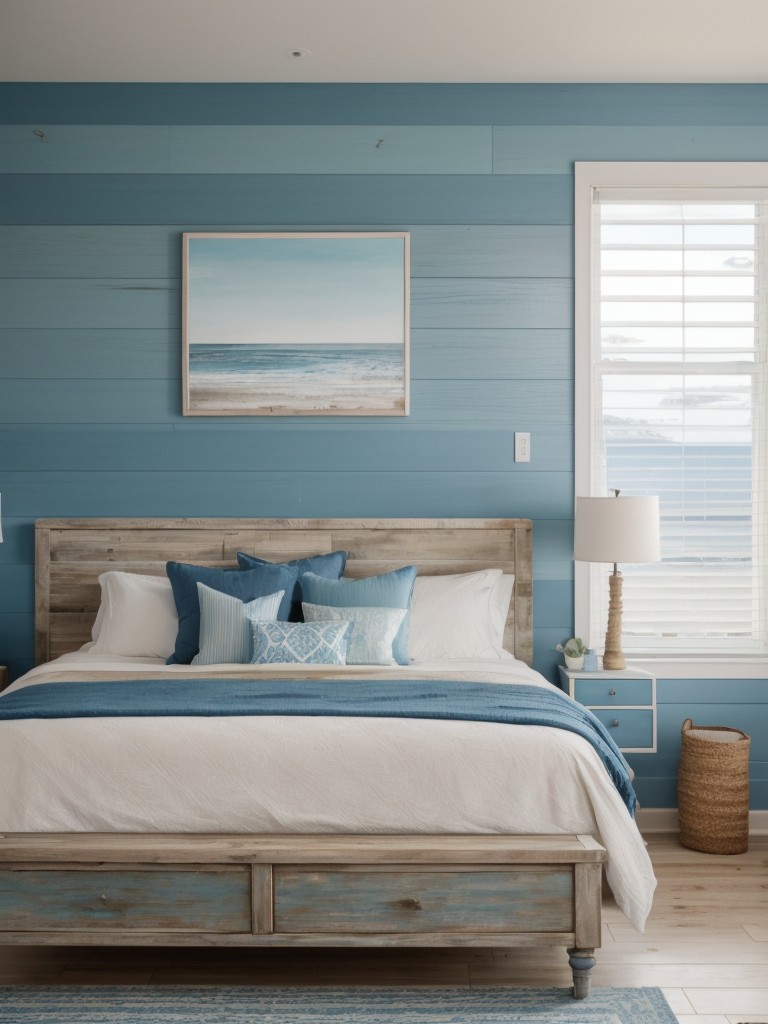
612,719,620,727
609,688,616,696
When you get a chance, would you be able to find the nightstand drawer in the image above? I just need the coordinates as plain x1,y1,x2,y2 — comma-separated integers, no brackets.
572,678,652,706
591,708,654,750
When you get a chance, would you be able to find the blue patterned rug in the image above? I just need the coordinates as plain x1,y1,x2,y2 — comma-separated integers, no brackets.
0,986,677,1023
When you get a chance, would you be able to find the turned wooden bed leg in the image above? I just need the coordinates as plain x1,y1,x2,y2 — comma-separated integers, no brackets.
567,947,596,999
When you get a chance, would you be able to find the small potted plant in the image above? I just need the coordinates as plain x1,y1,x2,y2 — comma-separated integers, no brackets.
556,637,588,670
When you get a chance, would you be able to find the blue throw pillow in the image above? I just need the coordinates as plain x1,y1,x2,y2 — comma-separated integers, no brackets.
166,560,298,665
250,620,352,665
302,602,406,666
192,584,285,666
236,550,348,621
300,565,417,665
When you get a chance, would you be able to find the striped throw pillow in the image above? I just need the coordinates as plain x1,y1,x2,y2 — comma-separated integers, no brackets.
192,583,284,665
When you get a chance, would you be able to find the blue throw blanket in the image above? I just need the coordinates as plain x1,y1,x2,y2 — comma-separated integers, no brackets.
0,678,636,815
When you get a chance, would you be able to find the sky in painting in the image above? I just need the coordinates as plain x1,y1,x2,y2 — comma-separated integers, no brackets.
187,234,406,346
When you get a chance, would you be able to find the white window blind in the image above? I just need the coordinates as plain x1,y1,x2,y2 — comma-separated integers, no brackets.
580,170,768,657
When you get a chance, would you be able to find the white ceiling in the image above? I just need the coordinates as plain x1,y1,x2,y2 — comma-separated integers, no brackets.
1,0,767,84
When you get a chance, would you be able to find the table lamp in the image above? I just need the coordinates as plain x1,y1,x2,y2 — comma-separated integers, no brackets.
574,490,660,670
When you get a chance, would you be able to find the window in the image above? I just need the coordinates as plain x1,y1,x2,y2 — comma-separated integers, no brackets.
575,164,768,659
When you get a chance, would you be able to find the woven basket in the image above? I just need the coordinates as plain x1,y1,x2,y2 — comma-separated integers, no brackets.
678,718,750,854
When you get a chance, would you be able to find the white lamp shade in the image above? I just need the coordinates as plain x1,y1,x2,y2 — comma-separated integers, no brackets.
574,495,660,564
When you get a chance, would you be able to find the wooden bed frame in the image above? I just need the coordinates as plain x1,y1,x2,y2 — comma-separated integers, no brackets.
0,518,605,998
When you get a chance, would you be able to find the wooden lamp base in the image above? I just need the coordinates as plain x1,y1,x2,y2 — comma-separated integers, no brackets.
602,571,626,671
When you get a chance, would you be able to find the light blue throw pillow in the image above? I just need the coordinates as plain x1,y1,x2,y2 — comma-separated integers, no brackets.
250,620,352,666
302,602,406,666
192,584,284,666
300,565,417,665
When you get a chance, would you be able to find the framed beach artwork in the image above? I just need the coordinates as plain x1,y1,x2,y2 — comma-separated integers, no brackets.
182,231,410,416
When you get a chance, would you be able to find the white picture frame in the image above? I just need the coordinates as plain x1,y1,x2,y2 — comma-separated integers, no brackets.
182,231,410,416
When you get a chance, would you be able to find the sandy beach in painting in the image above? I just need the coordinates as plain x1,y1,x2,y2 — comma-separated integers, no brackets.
189,387,405,414
187,343,406,415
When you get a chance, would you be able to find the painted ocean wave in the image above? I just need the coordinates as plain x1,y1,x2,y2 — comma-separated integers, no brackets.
189,343,403,388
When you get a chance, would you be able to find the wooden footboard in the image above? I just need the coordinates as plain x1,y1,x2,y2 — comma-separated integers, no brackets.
0,833,605,998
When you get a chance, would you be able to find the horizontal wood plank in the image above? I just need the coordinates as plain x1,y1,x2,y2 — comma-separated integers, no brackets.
169,126,493,175
0,833,605,864
0,330,177,379
0,125,492,176
0,226,178,278
5,82,768,126
0,279,177,330
412,226,572,277
411,279,572,329
0,225,571,280
0,379,573,425
411,329,572,380
492,124,768,174
0,930,579,948
0,425,573,473
0,126,171,174
2,471,573,521
0,174,573,226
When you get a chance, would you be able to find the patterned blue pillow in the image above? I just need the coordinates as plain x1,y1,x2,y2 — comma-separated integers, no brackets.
250,620,352,665
192,584,284,666
300,565,417,665
302,602,405,666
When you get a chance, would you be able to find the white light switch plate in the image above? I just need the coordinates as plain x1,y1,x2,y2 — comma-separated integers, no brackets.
515,432,531,462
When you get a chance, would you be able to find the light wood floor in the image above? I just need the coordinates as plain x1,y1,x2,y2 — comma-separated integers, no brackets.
0,834,765,1022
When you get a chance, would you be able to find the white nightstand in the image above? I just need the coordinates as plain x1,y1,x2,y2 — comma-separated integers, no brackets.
557,665,656,753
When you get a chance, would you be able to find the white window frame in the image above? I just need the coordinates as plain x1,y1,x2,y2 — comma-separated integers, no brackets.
574,162,768,678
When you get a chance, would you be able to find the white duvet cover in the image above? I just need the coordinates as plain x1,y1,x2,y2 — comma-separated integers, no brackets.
0,653,656,930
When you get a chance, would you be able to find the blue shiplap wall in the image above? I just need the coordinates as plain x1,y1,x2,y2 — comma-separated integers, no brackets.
1,83,767,808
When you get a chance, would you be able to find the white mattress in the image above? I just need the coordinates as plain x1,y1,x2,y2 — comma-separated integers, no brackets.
0,652,656,930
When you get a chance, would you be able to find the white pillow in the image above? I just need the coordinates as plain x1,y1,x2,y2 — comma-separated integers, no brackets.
90,571,178,659
408,570,514,662
489,573,515,656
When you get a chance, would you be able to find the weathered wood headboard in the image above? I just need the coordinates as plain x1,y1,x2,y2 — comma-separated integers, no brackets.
35,518,533,665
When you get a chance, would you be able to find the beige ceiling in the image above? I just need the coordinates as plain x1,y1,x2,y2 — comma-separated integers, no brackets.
1,0,767,83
